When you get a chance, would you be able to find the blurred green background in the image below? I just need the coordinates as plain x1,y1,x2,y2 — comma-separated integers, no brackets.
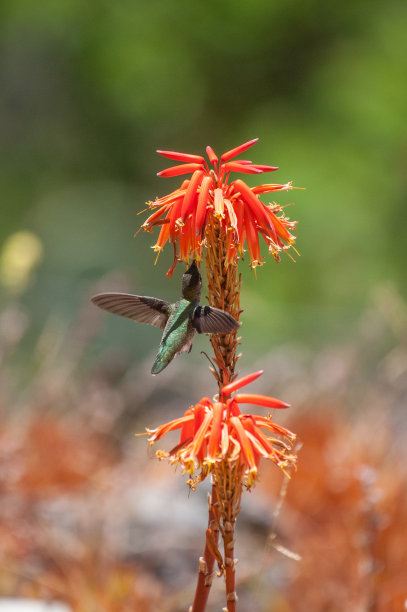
1,3,407,609
1,0,406,368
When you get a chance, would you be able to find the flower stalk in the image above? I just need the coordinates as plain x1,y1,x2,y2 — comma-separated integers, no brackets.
205,216,242,389
190,484,220,612
199,212,243,611
141,139,299,611
213,460,243,612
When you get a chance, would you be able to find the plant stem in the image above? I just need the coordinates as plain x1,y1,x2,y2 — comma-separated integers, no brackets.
192,214,243,611
213,459,243,612
205,217,242,390
224,522,237,612
205,216,243,610
191,484,220,612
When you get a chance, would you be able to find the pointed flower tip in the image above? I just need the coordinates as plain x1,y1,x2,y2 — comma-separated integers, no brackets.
234,393,290,409
156,149,205,163
157,163,202,178
254,165,279,173
223,162,263,174
220,138,260,162
221,370,264,397
206,145,219,165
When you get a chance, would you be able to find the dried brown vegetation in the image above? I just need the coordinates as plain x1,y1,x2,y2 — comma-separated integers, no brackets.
0,286,406,611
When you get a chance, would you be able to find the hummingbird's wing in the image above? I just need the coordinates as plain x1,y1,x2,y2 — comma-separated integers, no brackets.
191,306,240,334
91,293,170,329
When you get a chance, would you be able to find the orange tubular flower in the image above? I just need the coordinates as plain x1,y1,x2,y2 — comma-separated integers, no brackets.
140,139,297,275
146,371,296,488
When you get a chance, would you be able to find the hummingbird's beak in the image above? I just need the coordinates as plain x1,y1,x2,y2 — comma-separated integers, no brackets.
186,260,198,273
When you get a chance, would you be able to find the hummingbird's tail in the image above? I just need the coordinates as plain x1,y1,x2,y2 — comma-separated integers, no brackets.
151,356,169,375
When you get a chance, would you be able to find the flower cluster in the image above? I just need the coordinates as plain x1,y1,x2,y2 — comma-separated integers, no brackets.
139,138,297,275
147,371,296,488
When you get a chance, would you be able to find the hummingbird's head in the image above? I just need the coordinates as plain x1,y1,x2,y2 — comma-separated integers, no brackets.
182,260,202,301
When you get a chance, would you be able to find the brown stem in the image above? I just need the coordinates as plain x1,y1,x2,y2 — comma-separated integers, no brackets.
224,522,237,612
206,217,243,610
205,217,242,390
213,460,243,612
191,484,220,612
192,216,243,611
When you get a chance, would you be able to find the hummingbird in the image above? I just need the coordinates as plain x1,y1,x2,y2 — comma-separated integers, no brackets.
91,261,240,375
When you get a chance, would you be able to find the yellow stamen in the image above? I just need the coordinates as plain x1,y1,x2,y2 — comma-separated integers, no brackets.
214,188,225,219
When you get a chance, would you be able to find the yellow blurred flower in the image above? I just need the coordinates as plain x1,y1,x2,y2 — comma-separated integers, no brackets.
0,231,43,293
